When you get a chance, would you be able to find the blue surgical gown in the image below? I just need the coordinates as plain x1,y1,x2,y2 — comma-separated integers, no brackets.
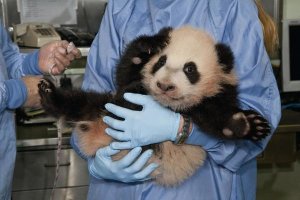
0,22,40,199
72,0,281,199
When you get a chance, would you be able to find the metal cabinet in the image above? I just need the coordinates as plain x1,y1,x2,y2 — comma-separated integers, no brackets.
257,110,300,164
12,144,89,200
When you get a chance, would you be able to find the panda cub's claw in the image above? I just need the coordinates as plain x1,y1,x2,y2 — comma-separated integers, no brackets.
243,110,271,141
38,79,56,104
223,110,271,141
137,39,164,56
38,79,54,93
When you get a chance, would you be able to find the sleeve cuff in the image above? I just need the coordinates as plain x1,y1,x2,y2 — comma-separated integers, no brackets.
87,158,103,180
185,124,221,150
4,79,27,109
22,50,42,75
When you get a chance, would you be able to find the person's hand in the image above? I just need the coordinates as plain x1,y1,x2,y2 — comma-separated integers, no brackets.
38,40,81,75
22,76,43,108
103,93,181,149
88,146,158,182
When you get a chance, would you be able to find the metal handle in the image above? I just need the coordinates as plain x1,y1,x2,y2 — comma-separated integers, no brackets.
44,162,71,167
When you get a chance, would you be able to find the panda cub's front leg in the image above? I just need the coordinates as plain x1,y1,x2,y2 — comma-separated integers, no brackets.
223,110,271,140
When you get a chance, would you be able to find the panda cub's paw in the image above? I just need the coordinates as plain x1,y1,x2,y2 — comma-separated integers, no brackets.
243,110,271,140
223,110,271,141
38,79,56,105
131,44,162,65
131,34,169,65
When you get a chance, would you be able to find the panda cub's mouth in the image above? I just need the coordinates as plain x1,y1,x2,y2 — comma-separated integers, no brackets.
150,90,194,111
168,96,184,101
152,92,185,103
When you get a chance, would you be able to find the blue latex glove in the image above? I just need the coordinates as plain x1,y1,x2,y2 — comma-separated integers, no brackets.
103,93,181,149
88,145,158,182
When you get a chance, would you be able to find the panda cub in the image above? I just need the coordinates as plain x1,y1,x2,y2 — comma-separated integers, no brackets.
38,26,270,186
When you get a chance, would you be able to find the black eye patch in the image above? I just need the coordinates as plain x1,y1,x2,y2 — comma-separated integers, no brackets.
151,55,167,74
183,62,200,84
79,123,90,132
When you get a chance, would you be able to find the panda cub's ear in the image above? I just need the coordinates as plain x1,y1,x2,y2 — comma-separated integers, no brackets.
215,43,235,73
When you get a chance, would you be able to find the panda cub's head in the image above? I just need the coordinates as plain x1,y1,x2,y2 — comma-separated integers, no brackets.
141,26,238,111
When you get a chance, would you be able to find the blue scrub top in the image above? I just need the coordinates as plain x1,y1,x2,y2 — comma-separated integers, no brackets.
0,22,39,199
73,0,281,199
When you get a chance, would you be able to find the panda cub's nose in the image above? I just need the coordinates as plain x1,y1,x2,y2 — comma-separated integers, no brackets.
156,81,176,92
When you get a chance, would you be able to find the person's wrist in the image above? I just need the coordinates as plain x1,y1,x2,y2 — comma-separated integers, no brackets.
178,115,185,134
173,115,192,144
88,159,102,180
170,112,181,141
4,79,27,109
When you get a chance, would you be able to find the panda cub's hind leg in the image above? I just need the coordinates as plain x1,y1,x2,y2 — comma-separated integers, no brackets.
38,78,78,119
223,110,271,141
39,78,109,122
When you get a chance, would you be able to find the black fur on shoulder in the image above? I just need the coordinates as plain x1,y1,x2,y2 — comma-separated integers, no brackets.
215,43,234,73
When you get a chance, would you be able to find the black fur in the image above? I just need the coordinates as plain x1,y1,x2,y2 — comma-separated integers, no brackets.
39,26,270,142
183,84,240,138
183,61,200,84
152,55,167,75
215,43,235,73
38,80,112,121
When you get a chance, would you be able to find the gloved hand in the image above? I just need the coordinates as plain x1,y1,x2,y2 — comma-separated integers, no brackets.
88,145,158,182
38,40,81,75
103,93,181,149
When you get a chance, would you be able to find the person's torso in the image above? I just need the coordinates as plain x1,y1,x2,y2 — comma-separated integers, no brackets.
87,1,257,199
0,45,17,200
87,158,257,200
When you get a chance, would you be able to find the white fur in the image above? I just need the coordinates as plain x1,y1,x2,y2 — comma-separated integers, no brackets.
142,26,237,111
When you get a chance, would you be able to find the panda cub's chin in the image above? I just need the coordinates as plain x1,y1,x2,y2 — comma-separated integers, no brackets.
151,92,192,111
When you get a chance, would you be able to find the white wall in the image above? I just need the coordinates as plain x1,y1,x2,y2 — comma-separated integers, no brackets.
283,0,300,19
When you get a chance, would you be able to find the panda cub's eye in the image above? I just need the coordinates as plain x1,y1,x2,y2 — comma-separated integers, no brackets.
157,55,167,66
152,55,167,74
183,62,200,84
184,62,197,74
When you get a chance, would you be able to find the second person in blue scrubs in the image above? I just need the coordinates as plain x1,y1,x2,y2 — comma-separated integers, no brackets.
71,0,281,199
0,21,81,199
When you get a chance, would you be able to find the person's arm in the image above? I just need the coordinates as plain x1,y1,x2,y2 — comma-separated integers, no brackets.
0,80,26,112
0,23,81,79
0,24,81,111
0,23,27,79
0,24,33,111
184,0,281,172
